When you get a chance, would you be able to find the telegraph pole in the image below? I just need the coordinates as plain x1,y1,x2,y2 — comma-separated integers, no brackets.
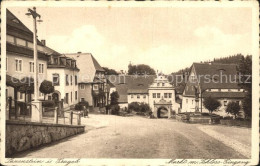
26,7,43,122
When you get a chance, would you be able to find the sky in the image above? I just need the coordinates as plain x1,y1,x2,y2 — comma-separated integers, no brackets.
9,7,252,74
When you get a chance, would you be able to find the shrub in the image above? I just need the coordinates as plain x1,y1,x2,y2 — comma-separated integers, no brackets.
42,100,55,108
39,80,54,100
111,104,120,115
203,96,221,113
128,102,151,113
226,101,240,119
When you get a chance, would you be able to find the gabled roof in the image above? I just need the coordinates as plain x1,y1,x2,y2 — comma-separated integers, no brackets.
91,54,105,72
7,9,44,46
193,63,241,90
65,53,105,83
107,75,156,103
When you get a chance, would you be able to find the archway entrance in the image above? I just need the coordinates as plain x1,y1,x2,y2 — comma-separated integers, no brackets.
52,91,61,107
154,99,172,119
157,107,169,118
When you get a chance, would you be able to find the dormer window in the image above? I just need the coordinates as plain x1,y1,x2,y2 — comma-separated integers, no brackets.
54,58,58,64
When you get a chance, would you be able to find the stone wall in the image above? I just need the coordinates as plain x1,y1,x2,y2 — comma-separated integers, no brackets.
6,120,85,157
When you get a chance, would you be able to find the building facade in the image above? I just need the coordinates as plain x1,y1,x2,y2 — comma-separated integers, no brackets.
108,75,180,118
182,63,246,117
66,52,108,109
45,49,79,109
6,10,49,104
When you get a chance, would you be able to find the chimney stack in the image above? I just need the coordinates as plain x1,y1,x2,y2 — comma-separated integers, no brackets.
41,40,46,46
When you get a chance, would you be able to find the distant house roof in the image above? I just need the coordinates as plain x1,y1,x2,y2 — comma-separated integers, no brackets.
203,92,246,98
107,75,156,103
193,63,241,90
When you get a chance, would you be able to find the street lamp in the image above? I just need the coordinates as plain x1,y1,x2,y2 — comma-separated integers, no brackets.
26,7,43,122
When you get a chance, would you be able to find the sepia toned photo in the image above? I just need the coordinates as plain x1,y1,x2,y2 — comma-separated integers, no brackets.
0,1,259,166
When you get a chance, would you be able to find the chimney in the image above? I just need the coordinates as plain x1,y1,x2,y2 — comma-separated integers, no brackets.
41,40,46,46
77,51,82,54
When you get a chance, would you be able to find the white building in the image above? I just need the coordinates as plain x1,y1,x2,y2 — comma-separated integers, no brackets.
182,63,246,117
108,75,180,118
45,48,79,109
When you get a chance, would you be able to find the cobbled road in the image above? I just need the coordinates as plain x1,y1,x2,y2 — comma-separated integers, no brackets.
13,114,251,158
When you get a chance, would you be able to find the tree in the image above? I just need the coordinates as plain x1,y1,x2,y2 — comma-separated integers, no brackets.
128,64,156,75
39,80,54,100
110,91,119,105
226,101,240,118
203,96,221,113
110,91,120,115
103,67,118,75
237,55,252,119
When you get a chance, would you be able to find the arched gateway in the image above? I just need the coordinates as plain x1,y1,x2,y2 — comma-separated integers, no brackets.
148,75,179,119
154,99,172,118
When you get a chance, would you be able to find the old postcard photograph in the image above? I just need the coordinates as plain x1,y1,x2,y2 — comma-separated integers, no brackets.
0,1,259,166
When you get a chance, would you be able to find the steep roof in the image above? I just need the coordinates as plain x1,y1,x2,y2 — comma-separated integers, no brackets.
193,63,241,90
65,53,105,83
91,54,105,72
7,9,44,46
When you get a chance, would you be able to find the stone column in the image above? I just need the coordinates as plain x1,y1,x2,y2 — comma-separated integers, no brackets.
31,100,42,122
168,106,172,119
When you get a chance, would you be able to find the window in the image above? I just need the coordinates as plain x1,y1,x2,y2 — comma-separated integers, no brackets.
192,100,193,105
75,91,78,100
54,58,58,64
168,93,172,98
238,89,241,92
137,95,140,99
164,93,167,98
27,41,33,49
143,95,146,99
93,85,98,90
224,101,227,106
15,59,22,72
75,75,78,85
80,84,84,90
153,93,156,98
236,101,240,105
81,98,85,102
65,93,69,104
157,93,160,98
39,63,44,74
186,99,188,104
157,83,160,86
162,83,165,86
19,92,23,100
16,38,26,47
71,75,73,85
71,92,72,102
7,35,15,44
29,62,34,73
131,94,134,99
53,74,60,86
66,75,69,86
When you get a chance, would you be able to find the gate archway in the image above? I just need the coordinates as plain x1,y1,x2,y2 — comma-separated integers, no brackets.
154,99,172,119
